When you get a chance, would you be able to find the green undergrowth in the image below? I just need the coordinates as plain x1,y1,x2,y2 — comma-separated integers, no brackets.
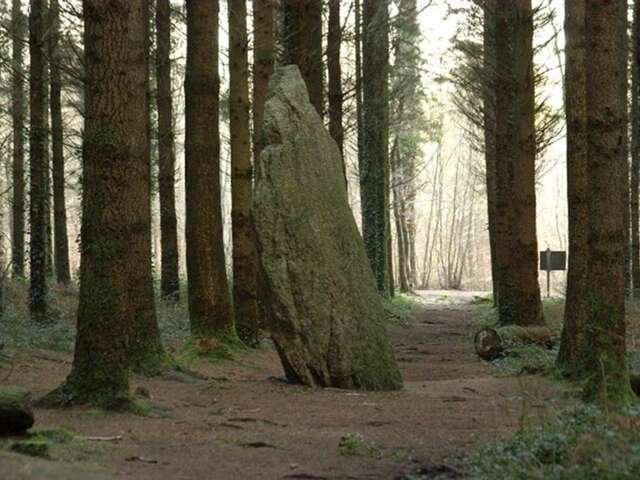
383,293,424,326
0,427,104,463
0,279,248,370
175,331,248,366
471,300,565,377
467,404,640,479
338,433,382,458
0,280,78,352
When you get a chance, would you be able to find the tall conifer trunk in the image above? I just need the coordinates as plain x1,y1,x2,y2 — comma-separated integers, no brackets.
28,0,48,322
156,0,180,301
49,0,71,286
582,0,634,407
11,0,26,278
185,0,233,336
328,0,346,184
558,0,589,376
43,0,163,407
361,0,390,295
229,0,258,344
282,0,323,115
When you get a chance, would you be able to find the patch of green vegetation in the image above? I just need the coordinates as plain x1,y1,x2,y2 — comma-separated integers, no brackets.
467,405,640,479
10,439,50,458
492,344,559,377
156,296,191,350
383,294,423,327
0,280,78,352
338,433,382,458
29,428,75,444
470,300,564,377
127,399,174,419
177,328,248,365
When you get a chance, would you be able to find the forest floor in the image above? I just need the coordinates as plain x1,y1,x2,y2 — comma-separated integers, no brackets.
0,291,567,480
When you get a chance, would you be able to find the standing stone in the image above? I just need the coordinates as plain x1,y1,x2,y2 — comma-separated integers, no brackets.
253,66,402,391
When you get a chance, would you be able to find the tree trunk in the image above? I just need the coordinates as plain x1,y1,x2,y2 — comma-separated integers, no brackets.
328,0,346,184
483,3,499,305
49,0,71,286
185,0,233,337
558,0,589,377
493,1,543,326
47,0,162,406
29,0,48,323
355,0,364,189
11,0,26,279
156,0,180,301
509,0,544,326
282,0,323,116
632,0,640,299
583,0,634,407
252,0,275,160
229,0,258,345
361,0,390,296
493,4,516,324
391,141,409,293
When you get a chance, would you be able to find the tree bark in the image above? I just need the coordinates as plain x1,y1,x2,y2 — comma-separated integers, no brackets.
281,0,323,116
156,0,180,301
558,0,589,377
49,0,71,286
483,2,499,304
361,0,390,296
355,0,363,185
229,0,258,345
185,0,233,336
11,0,26,279
632,0,640,299
29,0,48,323
493,4,516,325
252,0,275,161
509,0,544,326
328,0,346,185
583,0,634,407
49,0,162,406
493,1,543,326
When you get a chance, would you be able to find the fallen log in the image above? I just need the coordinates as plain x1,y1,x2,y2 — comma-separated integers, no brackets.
474,326,556,361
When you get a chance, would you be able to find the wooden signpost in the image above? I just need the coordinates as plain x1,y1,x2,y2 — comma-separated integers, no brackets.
539,248,567,298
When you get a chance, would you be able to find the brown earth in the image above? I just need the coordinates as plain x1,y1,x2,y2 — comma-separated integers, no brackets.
0,293,561,479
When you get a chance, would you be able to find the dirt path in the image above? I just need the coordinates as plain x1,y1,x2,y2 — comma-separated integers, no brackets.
2,293,559,479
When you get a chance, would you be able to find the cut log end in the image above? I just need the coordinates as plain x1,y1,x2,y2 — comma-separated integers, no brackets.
474,328,502,360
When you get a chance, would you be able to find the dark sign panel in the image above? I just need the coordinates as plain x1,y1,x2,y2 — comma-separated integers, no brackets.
539,251,567,271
